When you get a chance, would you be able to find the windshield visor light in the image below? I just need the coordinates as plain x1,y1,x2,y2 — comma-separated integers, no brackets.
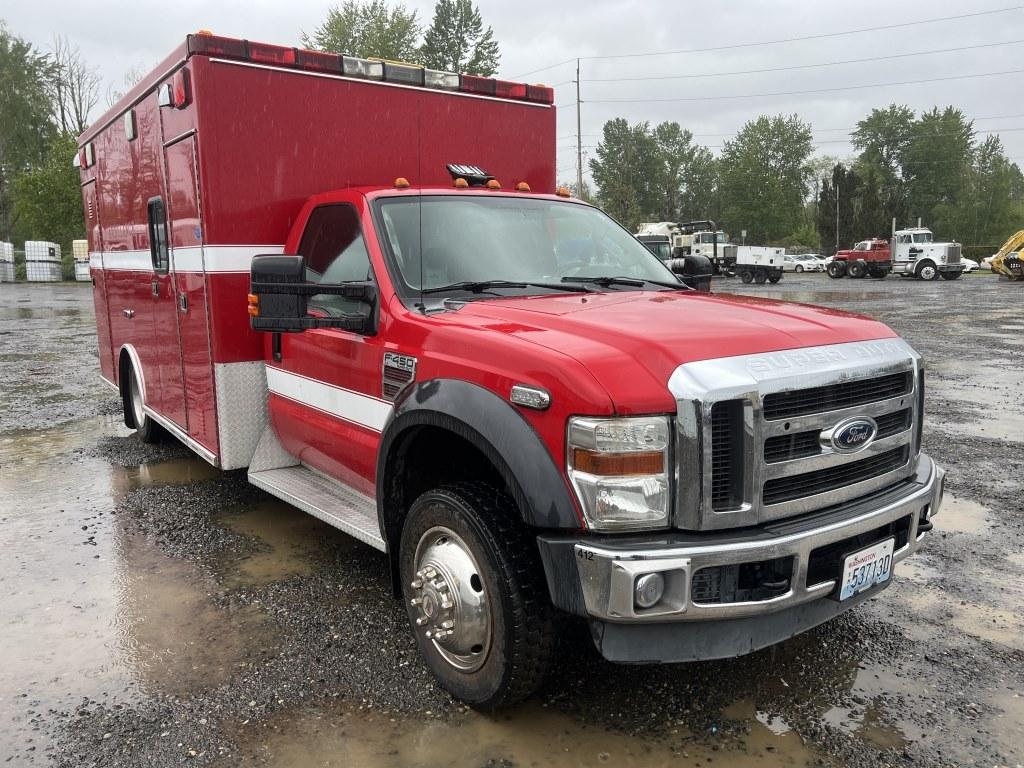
568,416,671,531
342,56,384,79
384,62,425,86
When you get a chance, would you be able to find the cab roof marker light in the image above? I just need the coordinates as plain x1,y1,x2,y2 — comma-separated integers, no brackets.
424,69,459,90
187,32,248,59
493,79,521,99
525,84,554,104
459,74,495,96
342,56,384,79
383,62,425,86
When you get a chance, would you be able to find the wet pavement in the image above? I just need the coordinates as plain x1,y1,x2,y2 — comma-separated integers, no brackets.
1,277,1022,767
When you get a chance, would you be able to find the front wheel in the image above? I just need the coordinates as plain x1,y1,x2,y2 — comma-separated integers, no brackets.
795,265,804,273
916,262,939,281
740,270,753,284
400,483,555,710
767,271,782,284
754,269,768,284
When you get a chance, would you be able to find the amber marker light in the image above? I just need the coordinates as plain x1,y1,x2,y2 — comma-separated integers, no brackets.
555,186,571,197
453,178,469,188
515,181,531,192
394,177,410,189
572,448,665,476
486,179,501,190
247,293,259,317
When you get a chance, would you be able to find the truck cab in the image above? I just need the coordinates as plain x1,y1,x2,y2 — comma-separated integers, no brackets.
80,33,945,710
828,239,893,279
891,227,963,281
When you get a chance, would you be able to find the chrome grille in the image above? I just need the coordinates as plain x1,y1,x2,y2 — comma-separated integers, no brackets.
944,244,962,264
670,338,922,531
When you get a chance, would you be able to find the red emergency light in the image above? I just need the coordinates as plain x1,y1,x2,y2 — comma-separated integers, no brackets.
185,33,555,105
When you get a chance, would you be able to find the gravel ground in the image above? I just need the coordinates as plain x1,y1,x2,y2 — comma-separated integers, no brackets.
1,276,1021,768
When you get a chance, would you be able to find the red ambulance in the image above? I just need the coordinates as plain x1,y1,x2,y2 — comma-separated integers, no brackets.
79,33,945,708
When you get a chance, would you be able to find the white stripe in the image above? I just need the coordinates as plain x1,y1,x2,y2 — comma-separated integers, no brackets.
90,245,284,273
266,367,392,433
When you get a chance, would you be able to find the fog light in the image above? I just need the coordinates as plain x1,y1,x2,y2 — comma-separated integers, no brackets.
634,572,665,609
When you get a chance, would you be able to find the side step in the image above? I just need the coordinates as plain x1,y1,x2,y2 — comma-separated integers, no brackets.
248,466,386,551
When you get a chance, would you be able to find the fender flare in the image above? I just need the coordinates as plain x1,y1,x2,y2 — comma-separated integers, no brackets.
375,379,581,548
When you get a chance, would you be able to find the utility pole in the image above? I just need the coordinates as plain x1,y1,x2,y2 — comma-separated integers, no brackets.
835,178,840,253
575,58,583,198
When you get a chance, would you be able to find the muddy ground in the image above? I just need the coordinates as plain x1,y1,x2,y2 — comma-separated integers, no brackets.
1,274,1022,767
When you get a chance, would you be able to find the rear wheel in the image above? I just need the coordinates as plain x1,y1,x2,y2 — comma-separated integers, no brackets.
916,261,939,281
754,269,768,284
868,266,888,279
827,260,847,279
400,483,555,710
740,270,753,284
941,269,963,280
847,260,867,279
795,264,804,273
125,362,163,443
767,270,782,284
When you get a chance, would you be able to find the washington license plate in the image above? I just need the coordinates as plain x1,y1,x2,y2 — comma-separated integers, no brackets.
839,538,894,601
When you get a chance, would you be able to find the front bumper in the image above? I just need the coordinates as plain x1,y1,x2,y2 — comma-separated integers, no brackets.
536,453,944,661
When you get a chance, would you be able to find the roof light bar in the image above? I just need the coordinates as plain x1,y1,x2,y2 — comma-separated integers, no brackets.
183,33,553,104
342,56,383,79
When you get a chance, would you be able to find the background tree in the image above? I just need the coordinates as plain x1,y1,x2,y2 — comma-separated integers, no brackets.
49,34,100,135
419,0,499,76
0,24,56,241
588,118,660,230
717,114,813,243
902,107,973,228
650,122,717,222
302,0,421,61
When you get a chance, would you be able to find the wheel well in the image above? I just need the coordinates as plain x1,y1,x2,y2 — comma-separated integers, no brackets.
380,425,516,591
118,349,136,428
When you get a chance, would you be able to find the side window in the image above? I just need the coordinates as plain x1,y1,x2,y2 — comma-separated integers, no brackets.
298,204,373,317
147,197,169,273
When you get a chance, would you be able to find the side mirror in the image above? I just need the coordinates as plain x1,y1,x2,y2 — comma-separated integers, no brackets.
249,254,376,334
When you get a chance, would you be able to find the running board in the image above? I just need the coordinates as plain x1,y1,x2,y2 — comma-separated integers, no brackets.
248,466,385,551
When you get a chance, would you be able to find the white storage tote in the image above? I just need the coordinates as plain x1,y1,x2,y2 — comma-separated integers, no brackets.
25,241,62,282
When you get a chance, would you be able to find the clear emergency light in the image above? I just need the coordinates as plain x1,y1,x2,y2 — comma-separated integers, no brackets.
185,33,554,105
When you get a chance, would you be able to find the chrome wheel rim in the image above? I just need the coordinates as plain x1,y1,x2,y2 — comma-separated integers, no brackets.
130,367,146,428
920,265,936,280
410,525,491,672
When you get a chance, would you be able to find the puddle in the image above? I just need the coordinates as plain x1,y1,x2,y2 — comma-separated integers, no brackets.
933,494,990,534
902,589,1024,647
114,533,280,696
228,700,819,767
990,692,1024,759
115,455,222,489
218,500,331,587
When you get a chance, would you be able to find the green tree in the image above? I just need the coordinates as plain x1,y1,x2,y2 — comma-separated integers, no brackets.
0,24,56,240
302,0,421,61
718,114,813,243
588,118,660,231
650,121,716,222
11,133,84,276
419,0,499,76
902,107,973,226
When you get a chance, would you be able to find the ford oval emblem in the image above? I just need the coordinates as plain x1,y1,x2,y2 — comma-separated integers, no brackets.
829,417,877,453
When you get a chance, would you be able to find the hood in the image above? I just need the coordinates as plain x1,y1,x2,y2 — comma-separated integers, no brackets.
443,290,897,413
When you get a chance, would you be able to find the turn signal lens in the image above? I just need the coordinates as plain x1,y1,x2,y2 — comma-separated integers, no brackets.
247,293,259,317
572,449,664,476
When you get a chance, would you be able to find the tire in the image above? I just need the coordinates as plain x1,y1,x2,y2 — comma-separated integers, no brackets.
400,482,555,710
795,265,804,273
754,269,768,284
847,260,867,279
916,261,939,281
827,261,847,279
941,269,963,280
868,267,888,279
767,270,782,284
124,362,163,443
740,270,753,284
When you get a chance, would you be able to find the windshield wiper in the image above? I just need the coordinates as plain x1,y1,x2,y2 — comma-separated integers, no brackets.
421,279,592,295
561,275,688,290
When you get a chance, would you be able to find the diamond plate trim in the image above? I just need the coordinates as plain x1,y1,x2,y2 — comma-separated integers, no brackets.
215,361,270,470
248,423,299,473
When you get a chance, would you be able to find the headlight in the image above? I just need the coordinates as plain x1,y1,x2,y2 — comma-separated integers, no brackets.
567,416,671,531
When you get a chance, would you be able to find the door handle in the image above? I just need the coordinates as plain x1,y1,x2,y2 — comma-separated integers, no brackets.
152,280,159,297
123,309,135,319
179,293,188,313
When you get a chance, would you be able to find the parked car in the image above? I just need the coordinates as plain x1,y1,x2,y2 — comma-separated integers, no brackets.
782,254,824,273
961,258,979,273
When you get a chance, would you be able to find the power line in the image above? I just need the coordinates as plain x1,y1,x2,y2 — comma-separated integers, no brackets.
558,124,1024,142
580,40,1022,84
510,5,1024,79
574,68,1024,105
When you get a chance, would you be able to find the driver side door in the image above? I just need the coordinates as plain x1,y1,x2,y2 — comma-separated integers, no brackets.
266,202,386,495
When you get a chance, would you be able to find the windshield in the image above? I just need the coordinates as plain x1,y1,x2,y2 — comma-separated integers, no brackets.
912,232,933,244
374,195,679,298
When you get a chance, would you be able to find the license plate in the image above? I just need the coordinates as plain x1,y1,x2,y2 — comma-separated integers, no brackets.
839,538,894,601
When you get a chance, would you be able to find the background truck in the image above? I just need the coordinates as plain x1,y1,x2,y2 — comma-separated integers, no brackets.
80,32,945,709
733,245,785,283
827,238,893,279
890,221,963,280
637,221,737,275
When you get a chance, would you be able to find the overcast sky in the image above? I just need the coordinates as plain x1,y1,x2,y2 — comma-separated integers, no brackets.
5,0,1023,184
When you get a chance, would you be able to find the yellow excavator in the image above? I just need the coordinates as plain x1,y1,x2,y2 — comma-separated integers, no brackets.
990,230,1024,280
